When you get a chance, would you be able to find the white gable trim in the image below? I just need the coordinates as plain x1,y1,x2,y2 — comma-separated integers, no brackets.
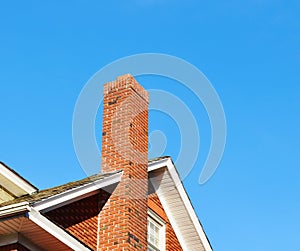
148,157,213,251
33,171,123,212
0,162,37,196
28,208,91,251
0,204,92,250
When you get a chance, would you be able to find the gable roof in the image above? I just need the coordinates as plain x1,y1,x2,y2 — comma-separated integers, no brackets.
0,158,211,250
0,170,123,251
0,170,122,211
148,156,213,251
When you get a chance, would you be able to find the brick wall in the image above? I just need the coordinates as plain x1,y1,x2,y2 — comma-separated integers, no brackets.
99,74,149,250
148,193,183,251
46,190,111,250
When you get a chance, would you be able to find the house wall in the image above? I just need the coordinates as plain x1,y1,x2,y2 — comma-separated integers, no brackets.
45,191,110,250
148,193,183,251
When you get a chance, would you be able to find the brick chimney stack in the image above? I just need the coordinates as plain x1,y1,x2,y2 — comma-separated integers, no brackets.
99,74,149,250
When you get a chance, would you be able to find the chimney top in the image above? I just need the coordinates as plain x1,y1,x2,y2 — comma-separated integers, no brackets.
103,74,149,103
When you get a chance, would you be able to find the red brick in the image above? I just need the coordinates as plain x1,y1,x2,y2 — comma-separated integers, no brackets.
99,74,149,250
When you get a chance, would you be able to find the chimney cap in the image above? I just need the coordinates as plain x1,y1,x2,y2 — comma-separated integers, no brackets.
104,74,149,102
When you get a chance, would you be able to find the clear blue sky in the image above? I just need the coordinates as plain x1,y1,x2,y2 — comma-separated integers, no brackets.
0,1,299,250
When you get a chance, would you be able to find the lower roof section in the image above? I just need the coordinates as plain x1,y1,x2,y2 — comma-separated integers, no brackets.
0,171,123,251
0,211,91,251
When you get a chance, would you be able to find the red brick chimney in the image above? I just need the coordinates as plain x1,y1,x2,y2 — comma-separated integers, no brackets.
99,74,149,250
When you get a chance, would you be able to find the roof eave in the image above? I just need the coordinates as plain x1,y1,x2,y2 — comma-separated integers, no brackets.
0,202,30,219
33,170,123,212
0,162,38,197
0,208,92,251
28,208,92,250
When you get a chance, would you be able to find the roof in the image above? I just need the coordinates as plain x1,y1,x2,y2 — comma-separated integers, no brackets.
148,156,171,163
0,162,38,203
0,170,123,251
0,161,38,191
0,170,122,208
148,156,213,251
0,157,211,250
0,156,164,208
0,204,92,250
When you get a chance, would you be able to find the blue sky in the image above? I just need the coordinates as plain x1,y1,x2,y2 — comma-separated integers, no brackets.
0,1,299,250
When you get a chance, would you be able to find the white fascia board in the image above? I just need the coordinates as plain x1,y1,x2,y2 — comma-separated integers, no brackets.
33,171,123,212
168,166,213,251
0,206,92,250
0,163,37,195
150,168,189,250
148,157,172,172
148,157,213,251
0,202,31,218
28,209,92,251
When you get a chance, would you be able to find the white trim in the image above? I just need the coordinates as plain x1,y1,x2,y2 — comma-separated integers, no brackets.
0,205,92,250
148,157,212,251
28,208,91,251
0,172,122,250
0,162,37,195
0,202,30,218
148,208,166,225
33,171,122,212
148,209,166,251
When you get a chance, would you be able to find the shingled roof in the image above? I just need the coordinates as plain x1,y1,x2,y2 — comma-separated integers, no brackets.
0,170,122,208
0,158,168,208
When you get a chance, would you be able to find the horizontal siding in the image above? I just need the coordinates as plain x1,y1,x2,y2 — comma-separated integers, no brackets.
150,169,206,251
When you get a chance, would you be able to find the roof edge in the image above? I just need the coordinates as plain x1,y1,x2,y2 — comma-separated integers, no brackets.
0,162,38,195
28,208,92,251
0,202,30,219
148,157,213,251
33,171,123,212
